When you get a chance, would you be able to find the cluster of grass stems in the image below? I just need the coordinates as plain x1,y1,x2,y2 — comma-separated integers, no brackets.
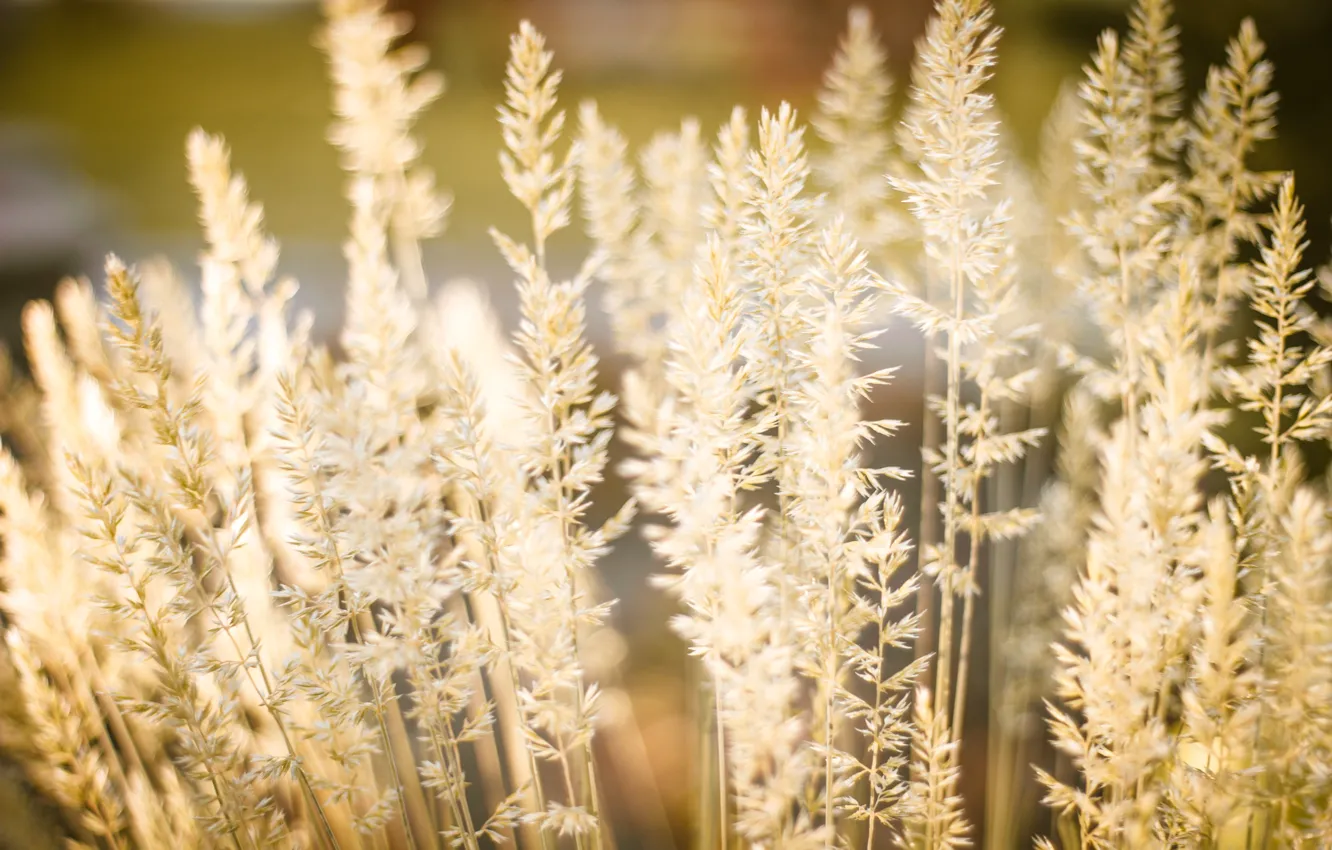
1,0,1330,847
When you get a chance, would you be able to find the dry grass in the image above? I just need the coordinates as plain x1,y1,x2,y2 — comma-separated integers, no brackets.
1,0,1330,847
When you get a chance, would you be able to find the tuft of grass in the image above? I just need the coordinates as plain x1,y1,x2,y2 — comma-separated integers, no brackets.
2,1,1332,848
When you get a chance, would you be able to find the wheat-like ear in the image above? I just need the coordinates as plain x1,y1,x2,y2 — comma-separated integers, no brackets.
1219,177,1332,469
575,101,651,369
705,107,754,248
1201,175,1332,847
890,5,1009,831
496,21,573,261
22,300,87,522
3,626,129,846
0,443,144,848
1166,498,1258,842
321,0,448,304
641,118,710,341
577,103,708,411
733,100,815,686
65,264,271,848
843,491,924,849
743,100,812,450
1122,0,1184,178
108,256,351,848
667,234,810,849
1066,18,1179,427
489,22,630,847
187,129,279,300
786,218,919,843
1037,85,1090,342
1185,18,1279,372
902,687,969,849
185,126,297,426
812,7,902,257
185,129,300,724
53,276,118,388
1259,488,1332,847
1043,255,1219,846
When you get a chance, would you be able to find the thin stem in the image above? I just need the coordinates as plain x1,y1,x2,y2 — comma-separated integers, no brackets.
287,408,415,850
453,592,517,847
1245,280,1290,849
952,390,990,740
863,593,889,850
471,495,556,850
83,661,147,780
715,683,729,850
523,171,604,847
1117,246,1139,440
54,663,135,850
916,345,941,664
936,225,965,730
552,728,589,850
425,721,479,850
101,517,252,850
446,733,482,850
825,549,838,848
951,592,979,744
358,616,423,850
210,565,341,850
983,393,1027,850
161,407,342,847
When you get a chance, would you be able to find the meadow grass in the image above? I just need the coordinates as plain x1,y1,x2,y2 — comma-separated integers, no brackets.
2,1,1331,848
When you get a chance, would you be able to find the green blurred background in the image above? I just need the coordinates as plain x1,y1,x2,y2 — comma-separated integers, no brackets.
2,0,1332,846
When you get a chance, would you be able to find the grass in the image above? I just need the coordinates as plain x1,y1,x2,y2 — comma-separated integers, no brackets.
7,1,1332,847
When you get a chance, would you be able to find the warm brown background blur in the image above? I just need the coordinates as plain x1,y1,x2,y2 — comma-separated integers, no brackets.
2,1,1332,846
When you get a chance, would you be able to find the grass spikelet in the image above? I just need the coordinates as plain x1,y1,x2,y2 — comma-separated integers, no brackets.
812,7,902,257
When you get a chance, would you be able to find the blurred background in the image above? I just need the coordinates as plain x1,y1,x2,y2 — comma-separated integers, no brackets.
5,0,1332,340
3,0,1332,846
